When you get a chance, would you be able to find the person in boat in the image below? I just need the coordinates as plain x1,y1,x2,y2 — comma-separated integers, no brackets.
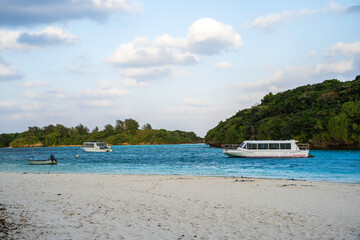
50,154,56,161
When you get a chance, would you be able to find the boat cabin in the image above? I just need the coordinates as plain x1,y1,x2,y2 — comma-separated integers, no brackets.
82,142,113,152
237,140,308,151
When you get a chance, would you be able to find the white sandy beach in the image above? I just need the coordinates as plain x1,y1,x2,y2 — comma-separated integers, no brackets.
0,172,359,239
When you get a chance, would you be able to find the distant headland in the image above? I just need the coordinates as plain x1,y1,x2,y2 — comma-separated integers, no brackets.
205,75,360,150
0,119,203,148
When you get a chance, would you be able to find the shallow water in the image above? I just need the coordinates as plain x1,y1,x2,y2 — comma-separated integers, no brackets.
0,144,359,183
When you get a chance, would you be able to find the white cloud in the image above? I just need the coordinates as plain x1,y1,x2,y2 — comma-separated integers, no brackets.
232,58,356,94
165,98,212,114
236,92,265,105
187,18,242,55
244,2,360,31
0,30,24,51
108,18,242,67
76,88,130,98
96,80,113,89
15,80,51,88
244,12,291,29
0,27,78,51
96,79,147,88
0,60,22,81
106,18,241,88
0,63,19,77
184,98,210,107
0,100,17,109
154,34,187,48
119,66,189,82
307,50,316,58
92,0,141,11
234,68,291,91
322,1,345,14
120,66,171,79
119,79,148,88
326,42,360,56
314,59,354,74
83,99,112,107
23,91,39,99
0,100,40,111
243,8,319,30
216,62,232,69
321,2,360,14
107,37,199,67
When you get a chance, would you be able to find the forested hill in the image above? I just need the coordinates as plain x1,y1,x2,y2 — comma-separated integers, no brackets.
0,119,203,148
205,75,360,149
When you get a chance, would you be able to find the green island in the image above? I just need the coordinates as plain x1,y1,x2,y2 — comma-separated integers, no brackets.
0,119,203,148
205,75,360,149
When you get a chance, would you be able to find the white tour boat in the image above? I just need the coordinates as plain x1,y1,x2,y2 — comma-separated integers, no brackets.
82,142,113,152
223,140,309,158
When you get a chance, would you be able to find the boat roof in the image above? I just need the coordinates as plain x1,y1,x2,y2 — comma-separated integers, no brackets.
243,140,297,143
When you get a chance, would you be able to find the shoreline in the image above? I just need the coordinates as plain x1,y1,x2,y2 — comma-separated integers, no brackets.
7,171,360,185
4,142,205,149
4,143,360,150
2,168,360,185
1,172,359,239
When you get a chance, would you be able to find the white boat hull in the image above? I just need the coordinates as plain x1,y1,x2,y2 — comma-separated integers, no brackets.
82,148,113,152
223,149,309,158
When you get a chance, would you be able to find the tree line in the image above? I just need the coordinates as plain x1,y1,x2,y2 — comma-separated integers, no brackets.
205,75,360,149
0,118,203,148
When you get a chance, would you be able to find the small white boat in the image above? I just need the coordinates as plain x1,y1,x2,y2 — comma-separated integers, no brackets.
81,142,113,152
223,140,309,158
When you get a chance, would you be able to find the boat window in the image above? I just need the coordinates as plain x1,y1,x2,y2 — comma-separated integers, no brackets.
269,143,279,149
247,143,257,149
258,143,268,150
280,143,291,149
239,142,245,148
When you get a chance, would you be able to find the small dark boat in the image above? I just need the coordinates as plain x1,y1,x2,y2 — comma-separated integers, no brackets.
28,154,57,165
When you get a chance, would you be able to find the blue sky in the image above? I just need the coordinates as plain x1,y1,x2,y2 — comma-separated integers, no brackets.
0,0,359,136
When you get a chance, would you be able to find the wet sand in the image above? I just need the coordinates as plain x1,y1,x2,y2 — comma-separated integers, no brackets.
0,172,359,239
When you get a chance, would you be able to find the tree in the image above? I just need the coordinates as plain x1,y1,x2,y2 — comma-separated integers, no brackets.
115,120,125,131
75,124,89,135
104,124,114,134
27,126,40,137
0,134,16,148
55,124,68,137
141,123,152,130
92,126,99,133
124,119,139,131
42,124,55,134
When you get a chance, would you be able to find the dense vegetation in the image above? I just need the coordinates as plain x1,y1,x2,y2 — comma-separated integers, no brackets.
205,75,360,149
0,119,203,148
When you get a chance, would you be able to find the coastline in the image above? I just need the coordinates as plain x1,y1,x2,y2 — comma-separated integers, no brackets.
4,142,205,149
1,172,359,239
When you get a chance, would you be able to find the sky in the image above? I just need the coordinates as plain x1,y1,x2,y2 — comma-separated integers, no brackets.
0,0,359,137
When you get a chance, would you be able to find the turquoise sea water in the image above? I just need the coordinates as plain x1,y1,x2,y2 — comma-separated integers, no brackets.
0,144,359,183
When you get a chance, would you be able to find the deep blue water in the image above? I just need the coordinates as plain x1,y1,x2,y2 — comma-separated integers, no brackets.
0,144,359,183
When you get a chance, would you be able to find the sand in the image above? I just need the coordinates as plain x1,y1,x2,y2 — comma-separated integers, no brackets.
0,172,359,239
